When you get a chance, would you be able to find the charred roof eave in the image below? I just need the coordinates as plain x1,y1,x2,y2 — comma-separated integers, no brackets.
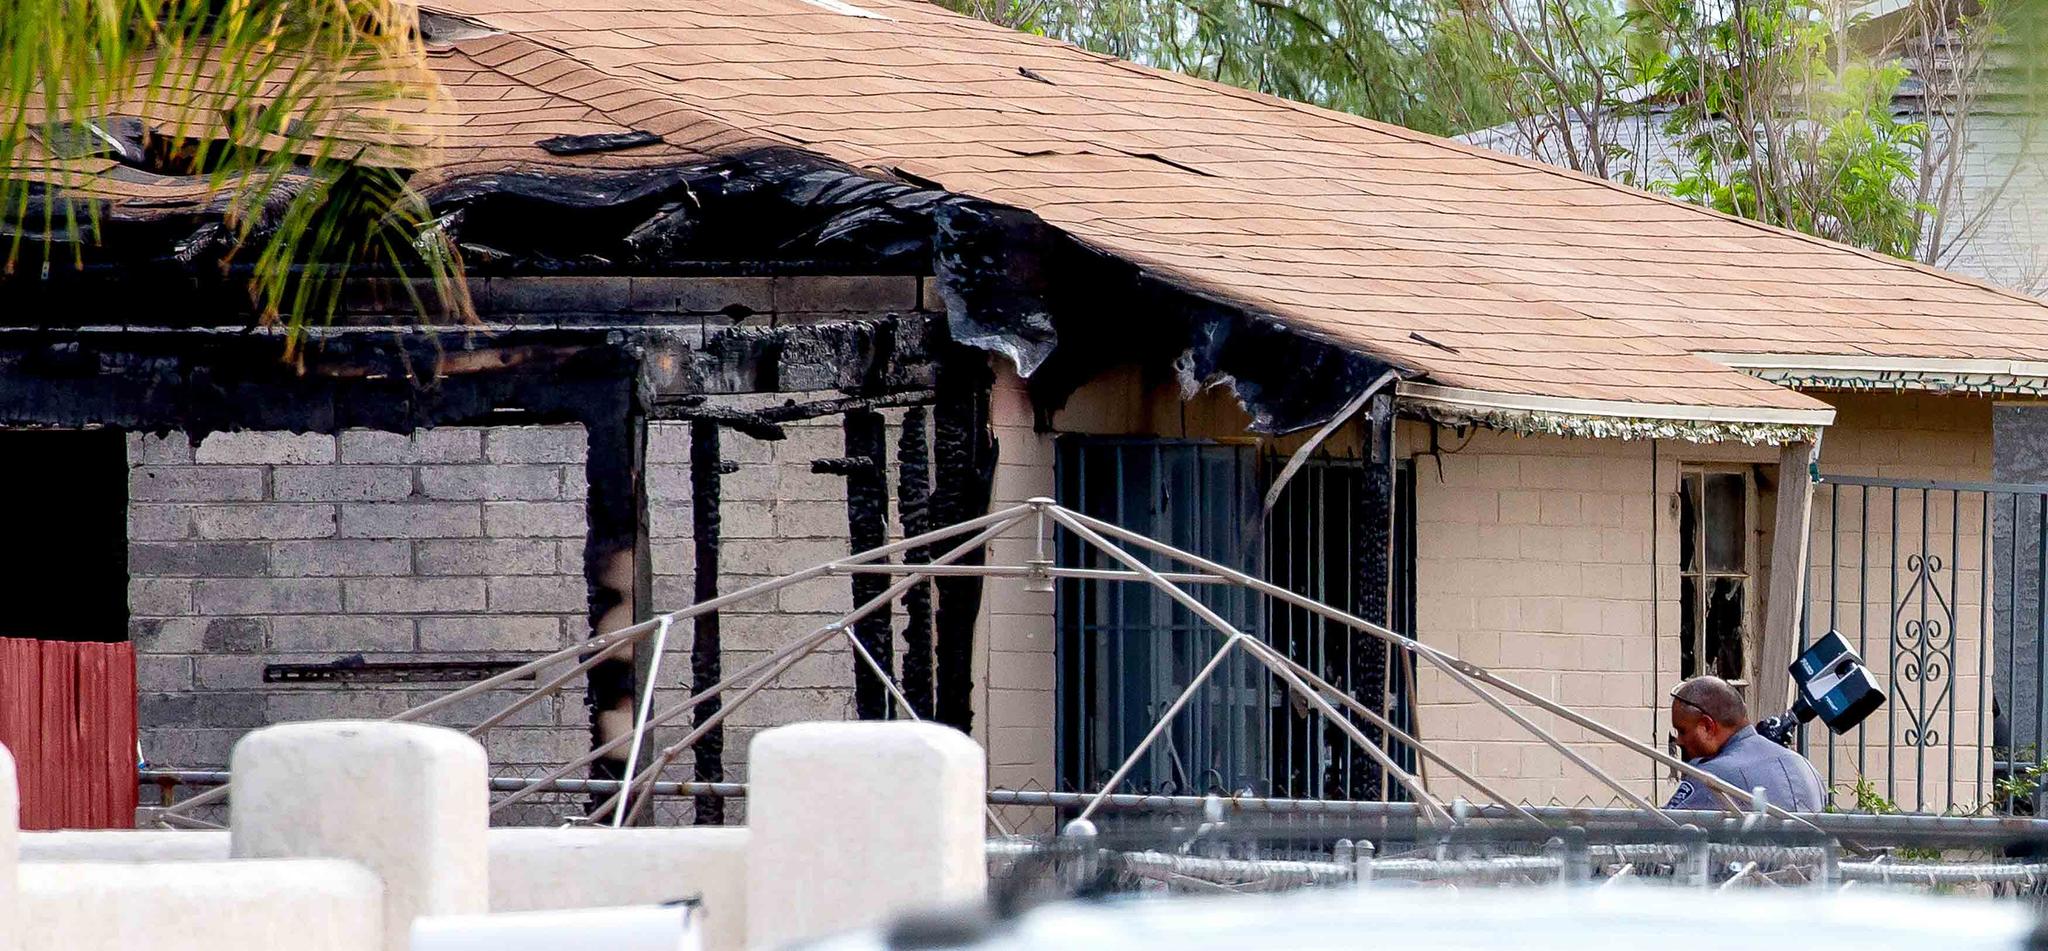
1,147,1403,438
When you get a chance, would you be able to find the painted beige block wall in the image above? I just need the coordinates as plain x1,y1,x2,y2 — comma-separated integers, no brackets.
976,367,1059,800
1405,424,1672,807
1406,392,1995,809
627,367,2001,815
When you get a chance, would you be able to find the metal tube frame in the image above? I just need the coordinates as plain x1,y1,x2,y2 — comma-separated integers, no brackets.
171,497,1916,841
1046,508,1449,825
1057,506,1830,839
573,515,1027,821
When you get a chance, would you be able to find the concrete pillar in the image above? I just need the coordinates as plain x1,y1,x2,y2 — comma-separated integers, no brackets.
1,743,18,951
745,722,986,948
230,721,488,951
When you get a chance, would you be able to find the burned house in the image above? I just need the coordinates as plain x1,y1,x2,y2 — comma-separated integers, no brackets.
8,0,2048,824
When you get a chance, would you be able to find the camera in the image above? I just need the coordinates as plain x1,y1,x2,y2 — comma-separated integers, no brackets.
1756,630,1886,748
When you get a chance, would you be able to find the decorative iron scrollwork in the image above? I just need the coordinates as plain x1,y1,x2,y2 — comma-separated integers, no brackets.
1894,553,1956,750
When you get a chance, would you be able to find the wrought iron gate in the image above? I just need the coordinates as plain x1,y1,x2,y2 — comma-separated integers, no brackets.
1806,474,2048,814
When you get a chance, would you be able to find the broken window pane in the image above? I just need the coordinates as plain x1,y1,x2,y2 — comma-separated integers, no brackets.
1705,473,1746,572
1707,577,1747,682
1680,474,1700,574
1678,466,1752,687
1680,575,1699,679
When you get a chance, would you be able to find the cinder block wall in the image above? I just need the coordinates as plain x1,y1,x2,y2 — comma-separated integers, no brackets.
124,274,947,823
129,416,927,821
1408,392,1997,810
1407,426,1669,807
128,426,592,788
644,414,863,815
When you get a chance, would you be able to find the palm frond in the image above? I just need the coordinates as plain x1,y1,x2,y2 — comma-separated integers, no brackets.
0,0,469,346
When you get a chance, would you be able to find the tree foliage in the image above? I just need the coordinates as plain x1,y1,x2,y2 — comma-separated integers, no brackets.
945,0,2046,263
1644,0,1932,256
0,0,465,345
940,0,1518,135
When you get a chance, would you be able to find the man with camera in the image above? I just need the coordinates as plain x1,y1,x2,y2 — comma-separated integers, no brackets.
1665,675,1825,812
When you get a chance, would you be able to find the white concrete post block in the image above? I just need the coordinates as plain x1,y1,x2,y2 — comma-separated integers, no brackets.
230,721,488,951
745,722,986,948
20,859,382,951
489,827,749,951
1,743,18,951
18,829,229,863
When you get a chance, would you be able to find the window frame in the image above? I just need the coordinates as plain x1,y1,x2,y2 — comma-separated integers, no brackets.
1678,463,1761,690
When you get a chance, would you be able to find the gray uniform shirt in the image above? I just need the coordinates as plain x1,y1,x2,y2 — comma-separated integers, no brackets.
1664,725,1825,812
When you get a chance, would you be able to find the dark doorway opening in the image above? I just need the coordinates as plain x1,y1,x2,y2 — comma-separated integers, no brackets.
0,429,129,641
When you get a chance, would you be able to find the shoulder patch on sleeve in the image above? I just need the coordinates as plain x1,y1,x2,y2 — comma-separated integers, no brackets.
1668,779,1697,807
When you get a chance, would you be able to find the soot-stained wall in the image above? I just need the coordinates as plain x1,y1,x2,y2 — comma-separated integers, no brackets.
129,413,962,825
129,426,595,817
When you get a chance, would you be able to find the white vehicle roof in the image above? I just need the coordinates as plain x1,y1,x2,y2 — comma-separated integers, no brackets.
808,885,2038,951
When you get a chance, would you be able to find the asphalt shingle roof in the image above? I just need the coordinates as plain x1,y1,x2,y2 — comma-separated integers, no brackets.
48,0,2048,419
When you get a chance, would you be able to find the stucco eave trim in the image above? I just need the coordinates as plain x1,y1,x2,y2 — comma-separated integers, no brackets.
1703,352,2048,397
1397,382,1834,445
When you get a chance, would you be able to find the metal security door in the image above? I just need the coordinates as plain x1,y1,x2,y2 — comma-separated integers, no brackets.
1054,439,1266,798
1054,438,1416,801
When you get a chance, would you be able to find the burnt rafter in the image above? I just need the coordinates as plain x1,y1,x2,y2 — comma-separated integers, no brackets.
0,328,638,438
655,389,937,434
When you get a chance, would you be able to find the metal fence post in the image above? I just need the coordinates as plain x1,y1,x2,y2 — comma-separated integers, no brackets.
1680,824,1711,889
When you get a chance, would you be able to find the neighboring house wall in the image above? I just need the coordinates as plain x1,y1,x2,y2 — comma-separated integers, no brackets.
1922,110,2048,295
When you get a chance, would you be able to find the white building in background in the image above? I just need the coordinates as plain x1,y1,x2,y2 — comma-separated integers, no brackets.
1462,24,2048,297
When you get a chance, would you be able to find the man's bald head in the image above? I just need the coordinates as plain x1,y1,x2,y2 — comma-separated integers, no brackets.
1673,676,1749,726
1670,676,1750,760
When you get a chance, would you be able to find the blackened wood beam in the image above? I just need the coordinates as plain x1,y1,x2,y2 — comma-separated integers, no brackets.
581,389,649,811
896,406,936,720
650,388,938,430
929,350,997,733
1350,393,1396,800
689,420,735,824
814,409,895,720
641,315,936,400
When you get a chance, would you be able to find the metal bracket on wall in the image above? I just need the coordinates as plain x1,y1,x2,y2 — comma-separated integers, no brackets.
263,658,537,685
